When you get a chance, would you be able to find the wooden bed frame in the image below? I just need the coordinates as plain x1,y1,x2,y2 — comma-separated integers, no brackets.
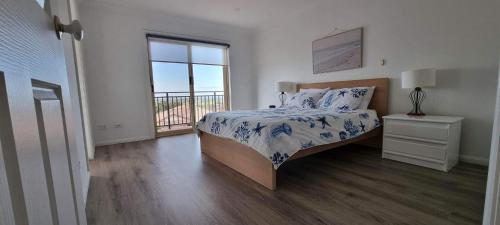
199,78,389,190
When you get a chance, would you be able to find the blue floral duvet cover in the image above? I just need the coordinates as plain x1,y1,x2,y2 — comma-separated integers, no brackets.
196,108,380,169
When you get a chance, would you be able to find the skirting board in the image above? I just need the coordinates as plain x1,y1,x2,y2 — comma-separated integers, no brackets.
460,154,489,166
95,136,153,146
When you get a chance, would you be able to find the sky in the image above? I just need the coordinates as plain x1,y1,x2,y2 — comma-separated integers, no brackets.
152,62,224,95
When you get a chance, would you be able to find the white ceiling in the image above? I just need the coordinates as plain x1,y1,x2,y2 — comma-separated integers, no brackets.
87,0,324,28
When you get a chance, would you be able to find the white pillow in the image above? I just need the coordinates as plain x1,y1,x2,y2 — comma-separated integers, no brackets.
318,87,370,111
297,88,329,107
287,92,324,109
358,86,376,109
299,88,330,94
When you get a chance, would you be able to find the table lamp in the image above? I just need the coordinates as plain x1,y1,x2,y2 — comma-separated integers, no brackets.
275,82,296,107
401,68,436,116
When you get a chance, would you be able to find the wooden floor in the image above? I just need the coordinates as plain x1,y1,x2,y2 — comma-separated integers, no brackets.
86,134,487,225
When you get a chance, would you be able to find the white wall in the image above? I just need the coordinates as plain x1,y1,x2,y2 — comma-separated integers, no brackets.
80,1,257,146
254,0,500,164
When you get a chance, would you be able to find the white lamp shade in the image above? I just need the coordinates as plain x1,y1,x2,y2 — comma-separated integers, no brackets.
401,68,436,89
275,81,296,93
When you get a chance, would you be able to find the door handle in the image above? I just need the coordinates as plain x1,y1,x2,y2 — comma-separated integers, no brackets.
53,15,83,41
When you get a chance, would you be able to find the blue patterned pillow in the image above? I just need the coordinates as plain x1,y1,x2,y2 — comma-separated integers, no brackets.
318,88,368,111
287,91,325,109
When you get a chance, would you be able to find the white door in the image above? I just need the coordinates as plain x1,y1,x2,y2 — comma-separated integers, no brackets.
483,62,500,225
0,0,86,225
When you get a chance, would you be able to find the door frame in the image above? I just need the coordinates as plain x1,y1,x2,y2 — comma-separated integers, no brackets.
146,38,194,137
483,61,500,225
145,35,230,137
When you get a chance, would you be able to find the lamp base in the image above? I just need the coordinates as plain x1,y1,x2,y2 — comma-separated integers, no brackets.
278,92,287,107
408,87,426,117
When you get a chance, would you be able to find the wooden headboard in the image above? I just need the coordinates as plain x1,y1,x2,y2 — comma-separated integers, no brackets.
297,78,389,118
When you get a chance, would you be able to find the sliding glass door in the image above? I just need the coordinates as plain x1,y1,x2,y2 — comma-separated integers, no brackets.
147,36,229,136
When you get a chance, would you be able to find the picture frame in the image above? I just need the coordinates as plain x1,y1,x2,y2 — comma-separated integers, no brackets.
312,27,363,74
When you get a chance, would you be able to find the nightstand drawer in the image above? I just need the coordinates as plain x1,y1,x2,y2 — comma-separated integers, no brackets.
384,120,449,141
383,137,446,160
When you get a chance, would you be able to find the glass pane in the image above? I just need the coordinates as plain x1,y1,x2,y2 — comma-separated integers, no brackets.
152,62,189,92
192,65,226,122
149,40,188,63
191,45,226,65
193,65,224,92
151,62,192,132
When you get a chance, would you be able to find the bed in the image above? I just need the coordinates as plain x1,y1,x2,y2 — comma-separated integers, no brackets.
197,78,389,190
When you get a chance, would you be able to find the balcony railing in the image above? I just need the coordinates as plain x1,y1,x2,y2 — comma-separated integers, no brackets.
154,91,225,131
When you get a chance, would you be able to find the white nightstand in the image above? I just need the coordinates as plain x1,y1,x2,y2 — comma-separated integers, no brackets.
382,114,464,172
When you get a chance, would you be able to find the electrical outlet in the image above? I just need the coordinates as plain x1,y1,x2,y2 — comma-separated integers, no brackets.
97,125,106,130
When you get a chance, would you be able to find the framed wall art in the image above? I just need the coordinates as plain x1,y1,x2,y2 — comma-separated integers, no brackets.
313,27,363,74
